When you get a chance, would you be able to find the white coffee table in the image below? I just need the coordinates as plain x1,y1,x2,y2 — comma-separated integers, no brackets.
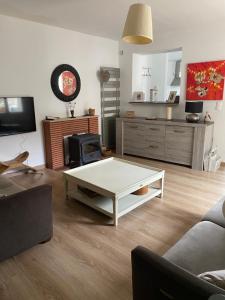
64,157,165,226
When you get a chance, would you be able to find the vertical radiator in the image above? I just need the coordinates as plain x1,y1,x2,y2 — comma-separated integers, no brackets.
100,67,120,149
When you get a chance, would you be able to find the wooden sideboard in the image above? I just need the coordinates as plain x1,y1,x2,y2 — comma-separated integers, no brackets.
43,116,99,169
116,117,214,170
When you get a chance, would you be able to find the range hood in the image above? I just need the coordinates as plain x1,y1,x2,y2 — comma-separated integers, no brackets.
171,60,181,86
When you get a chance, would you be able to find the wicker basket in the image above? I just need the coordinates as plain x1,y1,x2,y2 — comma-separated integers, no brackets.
132,186,149,195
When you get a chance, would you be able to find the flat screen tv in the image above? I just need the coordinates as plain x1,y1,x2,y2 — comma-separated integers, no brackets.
0,97,36,137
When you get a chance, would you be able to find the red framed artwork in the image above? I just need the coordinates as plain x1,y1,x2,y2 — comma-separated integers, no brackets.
186,60,225,100
62,71,76,96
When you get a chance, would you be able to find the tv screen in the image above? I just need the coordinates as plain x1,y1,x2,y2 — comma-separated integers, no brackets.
0,97,36,137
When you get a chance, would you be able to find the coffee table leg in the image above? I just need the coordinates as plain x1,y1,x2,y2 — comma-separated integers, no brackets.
159,175,164,198
113,197,118,226
64,177,69,200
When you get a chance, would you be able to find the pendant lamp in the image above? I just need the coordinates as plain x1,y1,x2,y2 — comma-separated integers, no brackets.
122,3,153,45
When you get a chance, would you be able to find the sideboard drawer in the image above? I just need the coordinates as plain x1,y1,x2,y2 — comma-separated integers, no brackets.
166,126,193,148
124,122,165,143
124,122,146,139
165,125,193,165
166,149,192,165
146,141,165,156
124,128,146,145
124,141,164,158
123,147,149,159
166,140,193,153
124,122,146,131
145,125,165,137
166,126,193,139
124,138,148,149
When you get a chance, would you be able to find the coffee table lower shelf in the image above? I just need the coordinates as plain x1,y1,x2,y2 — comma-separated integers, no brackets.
69,187,161,222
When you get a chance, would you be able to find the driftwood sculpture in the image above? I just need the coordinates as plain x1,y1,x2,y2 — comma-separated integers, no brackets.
0,151,38,174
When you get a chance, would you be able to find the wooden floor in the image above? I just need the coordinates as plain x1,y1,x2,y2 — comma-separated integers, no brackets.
1,155,225,300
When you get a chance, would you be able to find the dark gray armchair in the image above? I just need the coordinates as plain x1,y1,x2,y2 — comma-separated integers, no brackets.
0,184,53,262
209,296,225,300
132,246,225,300
132,196,225,300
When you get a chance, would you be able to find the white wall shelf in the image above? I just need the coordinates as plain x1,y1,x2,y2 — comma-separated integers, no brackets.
129,101,179,105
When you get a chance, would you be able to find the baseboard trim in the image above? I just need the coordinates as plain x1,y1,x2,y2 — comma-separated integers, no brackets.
34,164,46,170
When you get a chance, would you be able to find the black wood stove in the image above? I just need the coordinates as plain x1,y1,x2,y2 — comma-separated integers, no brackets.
68,133,101,167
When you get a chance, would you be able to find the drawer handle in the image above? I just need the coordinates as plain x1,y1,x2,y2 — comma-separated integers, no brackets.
149,128,160,131
149,145,158,149
128,125,138,129
174,130,185,133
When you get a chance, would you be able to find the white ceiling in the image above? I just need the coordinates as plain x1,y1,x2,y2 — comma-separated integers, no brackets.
0,0,224,40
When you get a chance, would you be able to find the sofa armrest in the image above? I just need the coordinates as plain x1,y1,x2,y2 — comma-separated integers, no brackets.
132,246,225,300
0,184,53,261
202,196,225,228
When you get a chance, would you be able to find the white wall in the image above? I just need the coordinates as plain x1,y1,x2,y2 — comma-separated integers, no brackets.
119,26,225,161
150,53,167,101
0,15,118,166
132,54,151,100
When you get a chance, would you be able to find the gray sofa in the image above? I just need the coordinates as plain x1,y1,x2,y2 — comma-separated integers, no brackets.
0,175,53,262
132,196,225,300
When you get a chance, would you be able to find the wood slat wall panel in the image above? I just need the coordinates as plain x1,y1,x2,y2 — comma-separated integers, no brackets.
43,116,99,169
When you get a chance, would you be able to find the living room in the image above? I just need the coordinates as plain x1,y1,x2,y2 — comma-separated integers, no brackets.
0,1,225,299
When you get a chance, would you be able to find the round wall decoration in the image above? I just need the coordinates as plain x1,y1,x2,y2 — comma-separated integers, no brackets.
51,64,81,102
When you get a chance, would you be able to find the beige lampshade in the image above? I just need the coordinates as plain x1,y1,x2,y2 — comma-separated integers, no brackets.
122,3,153,45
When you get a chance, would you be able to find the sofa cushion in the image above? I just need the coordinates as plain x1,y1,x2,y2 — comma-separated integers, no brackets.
163,221,225,275
198,270,225,289
202,196,225,228
0,175,24,197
